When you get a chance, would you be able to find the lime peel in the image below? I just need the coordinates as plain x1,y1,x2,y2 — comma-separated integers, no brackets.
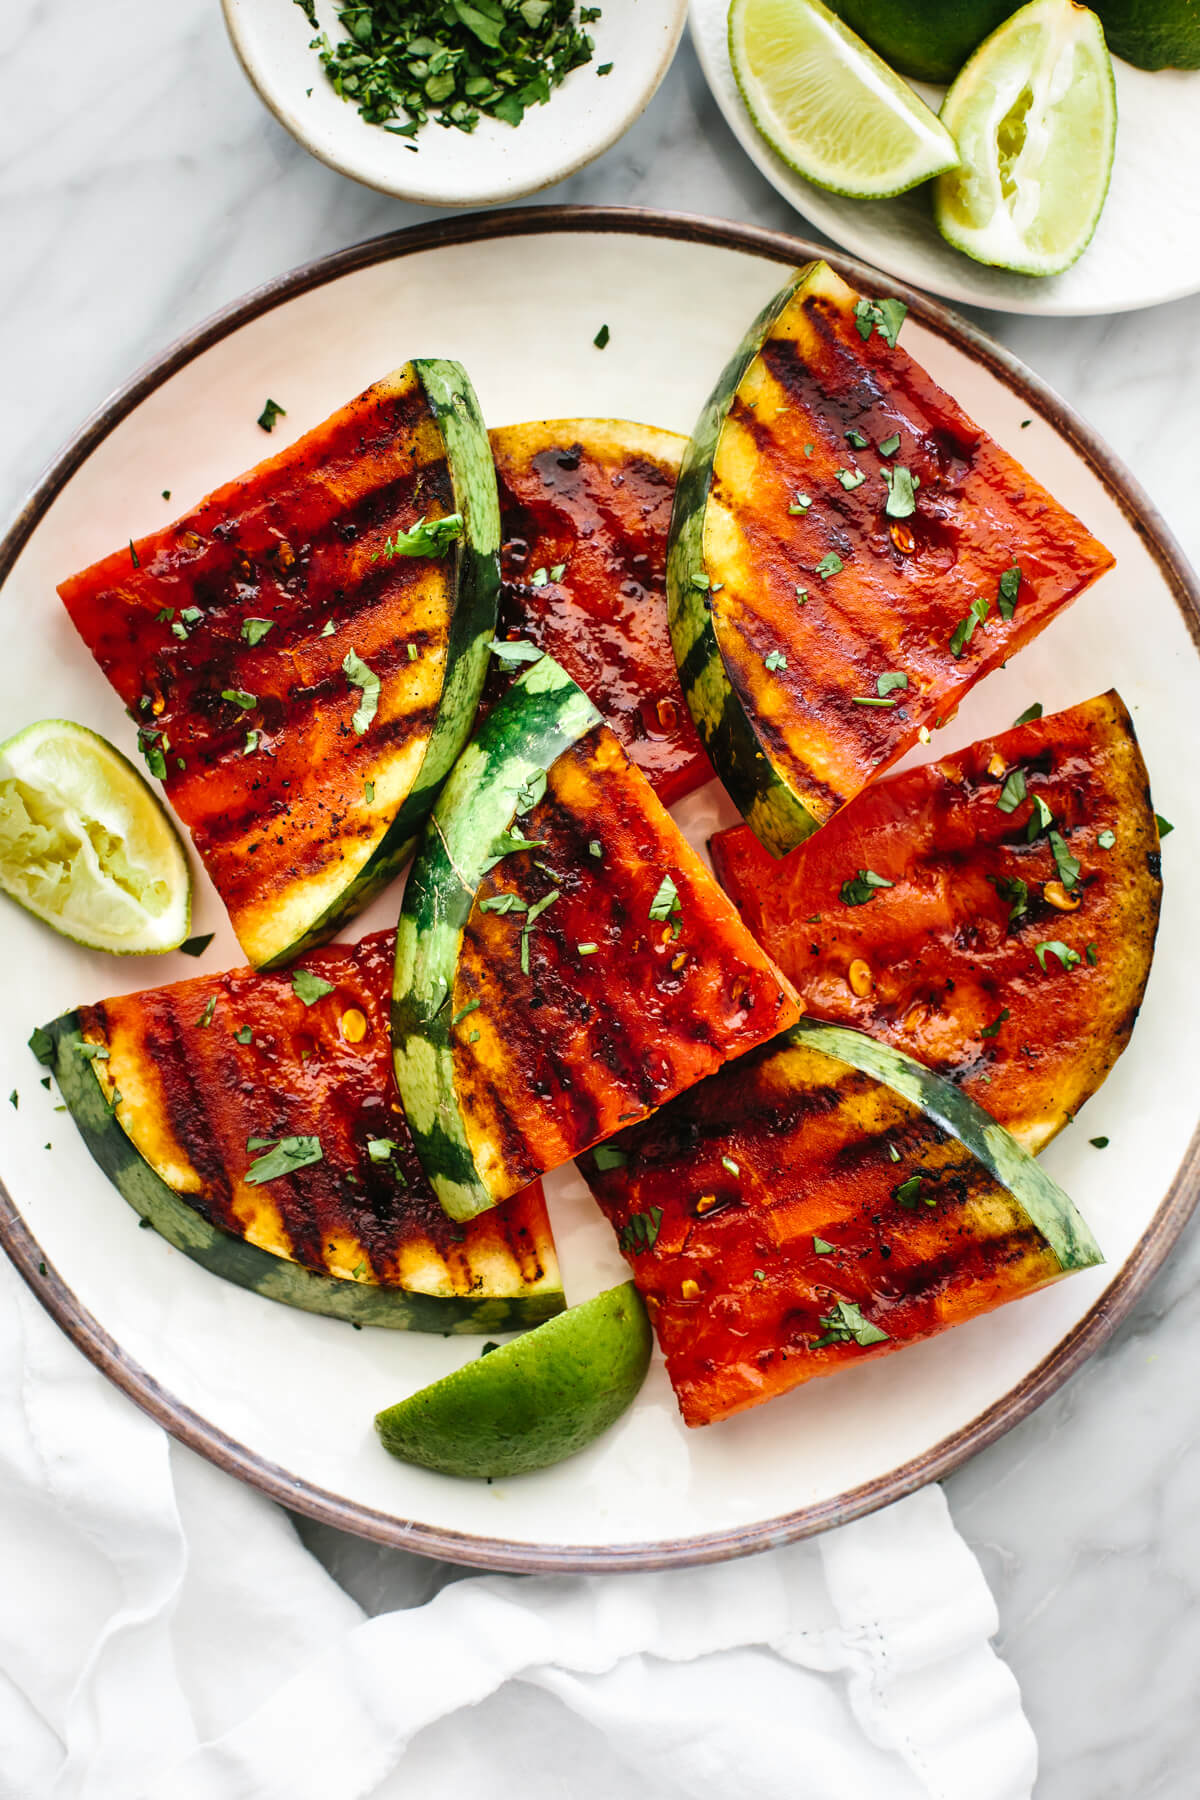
0,719,191,954
728,0,960,200
935,0,1117,277
374,1281,652,1479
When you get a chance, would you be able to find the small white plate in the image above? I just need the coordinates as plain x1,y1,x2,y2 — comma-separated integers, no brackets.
690,0,1200,317
2,210,1199,1570
223,0,687,206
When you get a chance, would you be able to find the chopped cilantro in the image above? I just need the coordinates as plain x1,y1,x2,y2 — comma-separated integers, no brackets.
648,873,682,923
990,872,1029,925
179,933,214,958
342,649,380,734
137,728,167,780
980,1007,1010,1038
197,995,217,1028
895,1175,927,1208
594,323,610,349
618,1206,663,1254
835,467,865,491
1097,828,1115,849
588,839,603,858
812,1236,834,1255
221,688,257,711
549,562,566,581
245,1135,323,1184
515,769,547,813
320,619,337,637
530,567,549,587
1035,940,1081,973
243,729,260,756
788,493,812,514
997,562,1022,620
592,1144,628,1171
878,434,901,457
882,464,918,519
813,1299,889,1348
795,586,809,605
1013,701,1043,726
852,296,907,350
234,1025,253,1045
368,1137,397,1162
1086,941,1099,965
519,888,560,973
480,892,528,915
1156,813,1174,838
1049,830,1081,889
845,429,868,449
292,969,334,1005
840,868,893,906
1026,794,1054,840
815,551,843,580
721,1156,740,1176
950,596,990,658
877,670,908,696
129,540,140,570
488,829,546,865
764,649,788,671
380,513,463,559
996,768,1027,813
257,399,286,433
241,618,274,646
1089,1136,1109,1149
364,780,375,804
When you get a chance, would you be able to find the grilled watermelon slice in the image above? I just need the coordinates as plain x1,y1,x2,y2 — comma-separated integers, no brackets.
35,931,561,1331
393,652,799,1222
668,260,1115,855
711,692,1162,1152
580,1021,1102,1426
58,361,500,970
489,419,710,806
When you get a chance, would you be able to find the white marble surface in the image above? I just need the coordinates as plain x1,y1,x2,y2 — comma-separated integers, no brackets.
3,4,1199,1793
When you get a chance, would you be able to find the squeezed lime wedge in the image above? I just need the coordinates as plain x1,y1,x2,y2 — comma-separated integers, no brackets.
375,1281,652,1479
934,0,1117,276
0,719,191,954
728,0,960,199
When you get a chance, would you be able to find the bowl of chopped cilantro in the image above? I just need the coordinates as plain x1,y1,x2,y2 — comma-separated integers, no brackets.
223,0,687,205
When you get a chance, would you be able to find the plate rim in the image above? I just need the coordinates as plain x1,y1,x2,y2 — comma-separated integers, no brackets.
3,203,1199,1573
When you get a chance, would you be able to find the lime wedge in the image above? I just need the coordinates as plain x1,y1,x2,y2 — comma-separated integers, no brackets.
375,1282,652,1479
934,0,1117,276
728,0,960,199
0,719,191,954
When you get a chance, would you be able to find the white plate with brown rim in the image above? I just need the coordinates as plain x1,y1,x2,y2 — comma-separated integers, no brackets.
1,207,1197,1571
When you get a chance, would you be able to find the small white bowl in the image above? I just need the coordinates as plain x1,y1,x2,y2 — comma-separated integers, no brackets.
222,0,687,207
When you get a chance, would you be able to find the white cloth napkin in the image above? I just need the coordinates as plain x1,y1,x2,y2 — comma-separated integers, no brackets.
0,1253,1036,1800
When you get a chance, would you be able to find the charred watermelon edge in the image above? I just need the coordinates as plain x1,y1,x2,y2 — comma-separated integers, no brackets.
258,357,501,970
667,264,823,858
792,1020,1104,1273
393,653,602,1222
36,1012,564,1332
